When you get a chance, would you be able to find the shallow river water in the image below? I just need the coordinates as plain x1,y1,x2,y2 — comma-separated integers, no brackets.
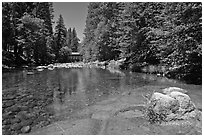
2,68,202,134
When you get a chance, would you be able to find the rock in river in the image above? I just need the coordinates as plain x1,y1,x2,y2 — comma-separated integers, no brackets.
146,89,198,123
11,118,21,124
147,92,179,115
21,126,31,133
168,91,195,111
10,123,22,131
4,101,15,108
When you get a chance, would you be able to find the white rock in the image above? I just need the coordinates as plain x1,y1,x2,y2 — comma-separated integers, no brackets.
37,68,44,71
168,91,195,110
162,87,188,94
147,91,197,122
48,67,54,70
36,66,47,69
149,92,179,114
47,64,54,67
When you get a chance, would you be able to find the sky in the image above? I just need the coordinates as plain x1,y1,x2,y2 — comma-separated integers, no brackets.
53,2,89,42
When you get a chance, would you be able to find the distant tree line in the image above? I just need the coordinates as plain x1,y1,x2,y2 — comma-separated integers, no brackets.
81,2,202,84
54,14,80,62
2,2,80,65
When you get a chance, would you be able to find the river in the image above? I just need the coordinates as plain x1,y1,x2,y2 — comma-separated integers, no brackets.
2,67,202,134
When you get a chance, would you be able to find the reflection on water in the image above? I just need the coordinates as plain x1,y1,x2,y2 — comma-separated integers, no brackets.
2,68,201,121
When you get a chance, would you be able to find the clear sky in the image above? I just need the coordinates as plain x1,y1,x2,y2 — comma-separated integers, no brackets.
53,2,89,42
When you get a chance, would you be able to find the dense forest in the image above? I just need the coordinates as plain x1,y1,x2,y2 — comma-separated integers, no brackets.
81,2,202,84
2,2,80,65
2,2,202,84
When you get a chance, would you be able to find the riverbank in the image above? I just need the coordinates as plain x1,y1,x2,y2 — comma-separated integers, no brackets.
2,59,201,85
125,62,201,85
4,59,201,85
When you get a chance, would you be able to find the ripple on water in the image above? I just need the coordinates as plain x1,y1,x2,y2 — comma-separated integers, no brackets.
2,68,202,135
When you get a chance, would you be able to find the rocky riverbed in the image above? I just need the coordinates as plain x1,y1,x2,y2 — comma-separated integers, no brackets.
35,60,122,71
29,86,202,135
2,67,202,135
2,85,54,135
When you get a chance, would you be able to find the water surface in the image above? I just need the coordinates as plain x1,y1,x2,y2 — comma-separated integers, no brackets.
2,68,202,134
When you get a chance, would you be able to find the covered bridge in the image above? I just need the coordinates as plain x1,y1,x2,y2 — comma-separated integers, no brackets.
69,52,83,62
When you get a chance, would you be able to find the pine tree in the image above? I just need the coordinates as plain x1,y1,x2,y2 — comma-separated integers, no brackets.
82,2,103,61
35,2,54,35
34,2,55,64
70,28,79,52
54,14,67,60
82,2,124,61
66,27,72,48
2,2,55,66
2,3,12,52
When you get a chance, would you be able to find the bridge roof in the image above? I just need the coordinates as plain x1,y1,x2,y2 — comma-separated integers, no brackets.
71,52,81,55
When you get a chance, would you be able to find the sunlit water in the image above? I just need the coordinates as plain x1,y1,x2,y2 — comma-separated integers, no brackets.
2,68,202,134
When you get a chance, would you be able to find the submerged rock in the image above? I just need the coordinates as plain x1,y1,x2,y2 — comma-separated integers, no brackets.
21,126,31,133
11,123,22,131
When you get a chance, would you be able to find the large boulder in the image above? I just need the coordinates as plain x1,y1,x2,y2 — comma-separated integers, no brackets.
168,91,195,113
146,89,197,123
148,92,179,114
146,92,179,123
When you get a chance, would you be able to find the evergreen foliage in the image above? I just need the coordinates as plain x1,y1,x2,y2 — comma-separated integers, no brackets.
2,2,80,65
2,2,55,66
2,2,201,84
70,28,80,52
66,27,72,49
54,14,68,60
82,2,202,84
59,46,72,63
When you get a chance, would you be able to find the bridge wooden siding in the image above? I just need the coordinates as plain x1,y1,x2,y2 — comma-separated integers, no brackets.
69,52,83,62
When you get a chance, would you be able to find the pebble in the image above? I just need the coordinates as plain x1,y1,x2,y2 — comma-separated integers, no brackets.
2,111,13,119
4,101,15,107
2,125,10,129
17,111,35,121
10,105,21,112
10,123,22,130
19,106,28,111
25,113,36,119
3,95,16,100
127,127,131,130
21,126,31,133
2,86,56,135
2,119,11,125
20,119,33,126
11,118,21,124
27,103,36,108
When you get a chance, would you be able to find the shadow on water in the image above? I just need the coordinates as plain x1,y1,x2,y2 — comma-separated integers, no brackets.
2,67,202,134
